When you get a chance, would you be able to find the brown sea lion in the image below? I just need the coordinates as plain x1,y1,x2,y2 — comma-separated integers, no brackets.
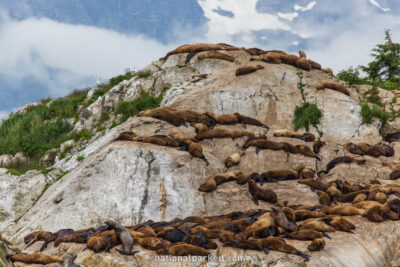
164,243,209,256
250,53,282,64
114,130,137,141
273,130,315,142
243,212,275,238
204,111,238,125
299,220,336,233
319,156,366,175
105,220,138,255
307,238,326,251
316,190,330,206
313,139,326,154
162,43,242,62
248,179,278,205
316,81,350,96
233,112,269,129
198,171,248,192
225,151,245,167
235,65,265,76
287,229,328,241
249,236,310,261
299,50,306,59
322,216,355,232
298,179,329,191
7,253,64,265
385,131,400,143
132,135,180,147
195,127,254,141
323,68,334,75
271,207,298,232
197,51,235,62
325,206,365,216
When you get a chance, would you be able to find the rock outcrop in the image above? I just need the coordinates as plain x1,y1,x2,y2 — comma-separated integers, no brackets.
2,44,400,267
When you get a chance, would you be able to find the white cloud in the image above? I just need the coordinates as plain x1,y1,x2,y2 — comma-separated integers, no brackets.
369,0,390,12
294,1,317,12
0,13,173,97
0,111,9,121
198,0,291,43
278,12,299,21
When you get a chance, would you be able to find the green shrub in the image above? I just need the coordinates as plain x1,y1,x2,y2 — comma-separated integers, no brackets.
109,120,118,129
363,86,384,107
7,169,22,176
360,101,389,128
77,156,85,162
68,129,93,142
136,71,153,79
292,102,323,132
337,66,366,85
86,73,133,106
116,91,163,122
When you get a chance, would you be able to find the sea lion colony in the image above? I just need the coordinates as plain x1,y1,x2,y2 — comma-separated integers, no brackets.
5,43,400,265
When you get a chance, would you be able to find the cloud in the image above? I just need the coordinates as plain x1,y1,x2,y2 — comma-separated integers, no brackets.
197,0,291,43
0,12,173,99
369,0,390,11
294,1,317,12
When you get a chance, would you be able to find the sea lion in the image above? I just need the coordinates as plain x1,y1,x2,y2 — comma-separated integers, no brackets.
345,142,394,157
164,243,209,256
273,130,315,142
250,53,282,64
249,236,310,261
385,131,400,143
299,50,306,59
316,190,330,206
286,229,329,241
365,206,385,222
316,81,350,96
301,168,315,179
325,206,366,216
243,212,275,238
319,156,366,175
313,139,326,154
7,253,64,265
390,170,400,180
271,207,298,232
114,130,137,141
170,132,209,164
195,127,254,141
248,179,278,205
233,113,269,129
156,227,190,243
296,144,320,159
24,231,54,249
326,184,342,200
375,192,387,204
138,107,212,127
225,151,245,167
308,59,322,70
86,230,118,252
162,43,242,62
299,220,336,233
105,220,138,255
294,210,326,221
322,216,355,232
133,236,166,250
298,179,329,191
132,135,180,147
323,68,334,75
197,51,235,62
204,111,238,125
307,238,326,251
235,65,265,76
198,171,248,192
257,166,305,184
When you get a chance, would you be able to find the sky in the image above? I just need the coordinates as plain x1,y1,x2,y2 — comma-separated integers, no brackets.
0,0,399,118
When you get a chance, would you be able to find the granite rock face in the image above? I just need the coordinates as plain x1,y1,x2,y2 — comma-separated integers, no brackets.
2,48,400,267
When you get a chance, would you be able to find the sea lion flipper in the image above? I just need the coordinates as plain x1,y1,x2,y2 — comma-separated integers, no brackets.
298,251,311,261
24,241,35,250
202,157,210,165
252,195,259,206
39,241,49,252
256,147,261,154
116,249,139,256
263,248,270,255
323,233,332,239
